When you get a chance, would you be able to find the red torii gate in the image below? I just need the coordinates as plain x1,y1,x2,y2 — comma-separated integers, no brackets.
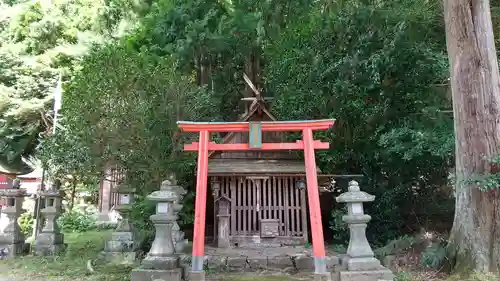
178,119,335,278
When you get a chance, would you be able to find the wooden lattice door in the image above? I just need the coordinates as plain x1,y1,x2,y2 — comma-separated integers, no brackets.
218,176,308,243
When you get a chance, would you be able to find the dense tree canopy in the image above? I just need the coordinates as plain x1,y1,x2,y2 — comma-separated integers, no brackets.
0,0,146,170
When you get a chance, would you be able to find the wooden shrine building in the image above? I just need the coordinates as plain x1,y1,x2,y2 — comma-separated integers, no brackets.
205,75,326,248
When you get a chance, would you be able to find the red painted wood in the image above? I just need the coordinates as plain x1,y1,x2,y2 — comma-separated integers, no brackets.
177,119,335,132
192,130,210,258
184,140,329,151
180,119,334,274
302,128,326,259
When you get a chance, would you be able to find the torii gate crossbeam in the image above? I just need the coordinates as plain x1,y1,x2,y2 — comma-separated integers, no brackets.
177,119,335,279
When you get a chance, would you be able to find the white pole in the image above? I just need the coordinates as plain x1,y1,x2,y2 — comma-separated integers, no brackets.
52,73,63,134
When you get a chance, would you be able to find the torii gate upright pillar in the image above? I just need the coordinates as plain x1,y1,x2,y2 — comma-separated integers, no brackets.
178,119,335,281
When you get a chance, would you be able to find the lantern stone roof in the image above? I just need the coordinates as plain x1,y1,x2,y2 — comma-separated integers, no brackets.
214,194,231,202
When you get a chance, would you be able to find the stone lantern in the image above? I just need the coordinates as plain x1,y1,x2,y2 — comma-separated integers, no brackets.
103,180,136,263
131,178,182,281
335,181,393,281
0,187,29,258
34,183,66,256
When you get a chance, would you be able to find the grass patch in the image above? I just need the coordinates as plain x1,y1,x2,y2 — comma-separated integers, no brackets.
446,272,500,281
221,277,299,281
0,230,132,281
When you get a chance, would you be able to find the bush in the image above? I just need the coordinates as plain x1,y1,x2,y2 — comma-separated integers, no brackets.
421,243,447,269
18,212,34,237
329,207,349,245
57,208,96,232
394,271,411,281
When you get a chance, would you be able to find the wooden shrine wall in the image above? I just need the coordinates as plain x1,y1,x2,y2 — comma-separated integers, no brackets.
216,176,308,243
99,165,123,211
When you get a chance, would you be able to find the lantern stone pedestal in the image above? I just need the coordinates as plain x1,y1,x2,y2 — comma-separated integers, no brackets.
103,182,137,264
0,188,29,258
334,181,394,281
34,190,67,255
131,178,182,281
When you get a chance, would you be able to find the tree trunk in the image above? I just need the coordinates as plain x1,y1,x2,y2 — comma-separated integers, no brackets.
444,0,500,272
69,178,77,210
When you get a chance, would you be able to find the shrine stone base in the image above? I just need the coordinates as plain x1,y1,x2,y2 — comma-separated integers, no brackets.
33,243,67,256
130,268,182,281
314,273,334,281
33,233,67,256
189,271,205,281
103,231,137,264
335,269,394,281
103,251,137,264
0,242,30,258
179,244,343,279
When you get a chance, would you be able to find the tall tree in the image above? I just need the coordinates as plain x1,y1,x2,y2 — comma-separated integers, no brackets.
444,0,500,272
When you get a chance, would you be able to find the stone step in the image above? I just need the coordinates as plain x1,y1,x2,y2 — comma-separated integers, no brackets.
179,254,341,273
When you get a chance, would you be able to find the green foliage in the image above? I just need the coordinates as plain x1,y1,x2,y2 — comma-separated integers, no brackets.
374,235,417,258
129,194,156,232
18,212,33,237
421,243,447,269
178,191,195,225
264,0,454,245
39,40,220,228
32,0,456,247
57,208,96,232
465,155,500,191
394,271,411,281
132,0,316,121
329,207,348,245
0,0,146,168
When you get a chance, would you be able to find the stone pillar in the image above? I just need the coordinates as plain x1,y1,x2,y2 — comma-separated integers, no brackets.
215,195,231,248
103,181,137,264
335,181,393,281
34,189,66,255
131,178,182,281
0,188,29,258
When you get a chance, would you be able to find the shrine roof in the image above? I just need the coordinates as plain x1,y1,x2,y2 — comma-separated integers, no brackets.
208,159,321,175
0,157,33,176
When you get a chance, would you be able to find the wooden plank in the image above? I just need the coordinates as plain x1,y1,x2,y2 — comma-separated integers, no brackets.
184,140,329,151
213,177,217,242
242,178,247,236
283,178,290,237
230,177,236,236
295,177,301,236
238,177,243,235
277,177,283,235
265,179,270,220
251,179,260,231
257,179,262,229
178,119,335,132
273,177,277,220
249,122,262,149
290,178,296,236
247,179,251,233
300,177,308,242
